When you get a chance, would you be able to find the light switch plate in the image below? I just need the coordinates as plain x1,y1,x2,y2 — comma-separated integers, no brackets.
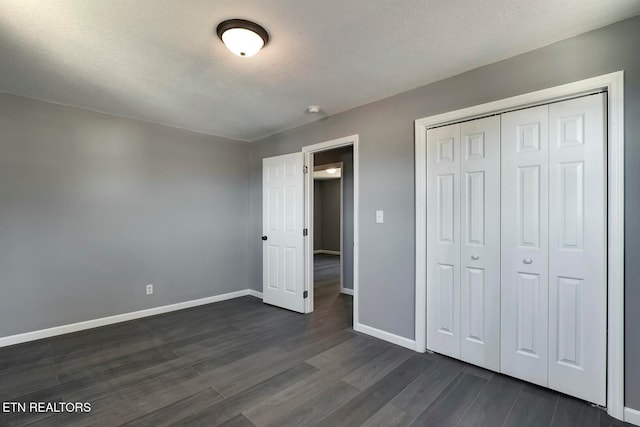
376,210,384,223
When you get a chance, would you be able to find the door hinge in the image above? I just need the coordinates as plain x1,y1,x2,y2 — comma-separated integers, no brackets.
303,228,308,236
303,291,308,298
303,165,309,174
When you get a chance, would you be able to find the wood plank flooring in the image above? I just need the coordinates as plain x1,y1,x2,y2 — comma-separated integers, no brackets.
313,253,341,287
0,281,631,426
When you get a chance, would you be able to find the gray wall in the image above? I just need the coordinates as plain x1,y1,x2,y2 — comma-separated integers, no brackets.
313,179,340,252
318,179,341,251
0,93,250,337
248,16,640,408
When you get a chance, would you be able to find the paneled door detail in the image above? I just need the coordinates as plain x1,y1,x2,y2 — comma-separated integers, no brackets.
500,105,550,387
425,94,607,405
426,123,461,358
262,153,305,313
460,116,501,371
548,94,606,405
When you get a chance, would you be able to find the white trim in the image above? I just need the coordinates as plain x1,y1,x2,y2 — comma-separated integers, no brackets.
0,289,257,348
305,152,315,314
339,167,345,296
354,323,416,350
606,72,626,422
313,250,341,255
248,289,263,299
415,112,428,354
341,288,354,296
625,407,640,426
303,135,359,330
414,71,625,420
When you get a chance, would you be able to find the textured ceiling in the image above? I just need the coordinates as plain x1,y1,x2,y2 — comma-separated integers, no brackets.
0,1,639,142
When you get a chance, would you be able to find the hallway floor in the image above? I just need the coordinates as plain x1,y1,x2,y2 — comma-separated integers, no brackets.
314,253,340,288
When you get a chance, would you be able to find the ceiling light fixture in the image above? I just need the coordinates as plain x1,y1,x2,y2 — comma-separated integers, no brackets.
306,105,321,114
326,168,337,174
216,19,269,57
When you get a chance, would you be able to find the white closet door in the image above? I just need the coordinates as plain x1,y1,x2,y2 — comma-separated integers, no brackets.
548,94,606,405
426,123,461,358
500,105,550,387
460,116,501,371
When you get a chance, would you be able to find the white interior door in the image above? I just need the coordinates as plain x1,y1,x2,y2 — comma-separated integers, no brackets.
460,116,501,371
426,123,461,358
262,153,305,313
548,93,606,405
500,105,550,387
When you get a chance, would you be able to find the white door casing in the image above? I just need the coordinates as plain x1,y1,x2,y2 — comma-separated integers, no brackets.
460,116,501,371
547,94,607,405
426,123,461,358
500,105,550,387
262,153,305,313
303,135,359,327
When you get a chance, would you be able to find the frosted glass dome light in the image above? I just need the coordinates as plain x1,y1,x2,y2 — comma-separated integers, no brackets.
217,19,269,57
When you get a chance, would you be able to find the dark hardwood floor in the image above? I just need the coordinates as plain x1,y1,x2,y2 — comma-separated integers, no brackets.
313,253,340,287
0,279,630,426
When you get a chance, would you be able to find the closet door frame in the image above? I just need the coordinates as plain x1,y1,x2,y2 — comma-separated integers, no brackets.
415,71,625,421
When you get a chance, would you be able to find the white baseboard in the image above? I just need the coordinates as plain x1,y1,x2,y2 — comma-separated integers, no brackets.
625,407,640,426
248,289,263,299
354,322,416,350
313,250,340,255
341,288,354,296
0,289,258,348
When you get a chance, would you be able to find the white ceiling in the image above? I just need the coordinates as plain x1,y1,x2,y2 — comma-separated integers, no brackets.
0,1,638,142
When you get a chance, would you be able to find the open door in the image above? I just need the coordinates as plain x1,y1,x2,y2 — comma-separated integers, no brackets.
262,152,305,313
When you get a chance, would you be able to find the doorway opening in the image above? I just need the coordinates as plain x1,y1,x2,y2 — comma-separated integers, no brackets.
303,135,359,327
312,152,352,319
260,135,358,322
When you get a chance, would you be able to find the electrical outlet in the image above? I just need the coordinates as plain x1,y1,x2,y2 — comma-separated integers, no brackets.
146,284,153,295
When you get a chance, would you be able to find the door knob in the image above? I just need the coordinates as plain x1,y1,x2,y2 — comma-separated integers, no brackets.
523,258,533,264
261,236,268,241
471,255,479,260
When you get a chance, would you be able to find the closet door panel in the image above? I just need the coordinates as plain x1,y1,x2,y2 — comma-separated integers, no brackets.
460,116,501,371
426,124,461,358
548,94,606,405
500,105,549,387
